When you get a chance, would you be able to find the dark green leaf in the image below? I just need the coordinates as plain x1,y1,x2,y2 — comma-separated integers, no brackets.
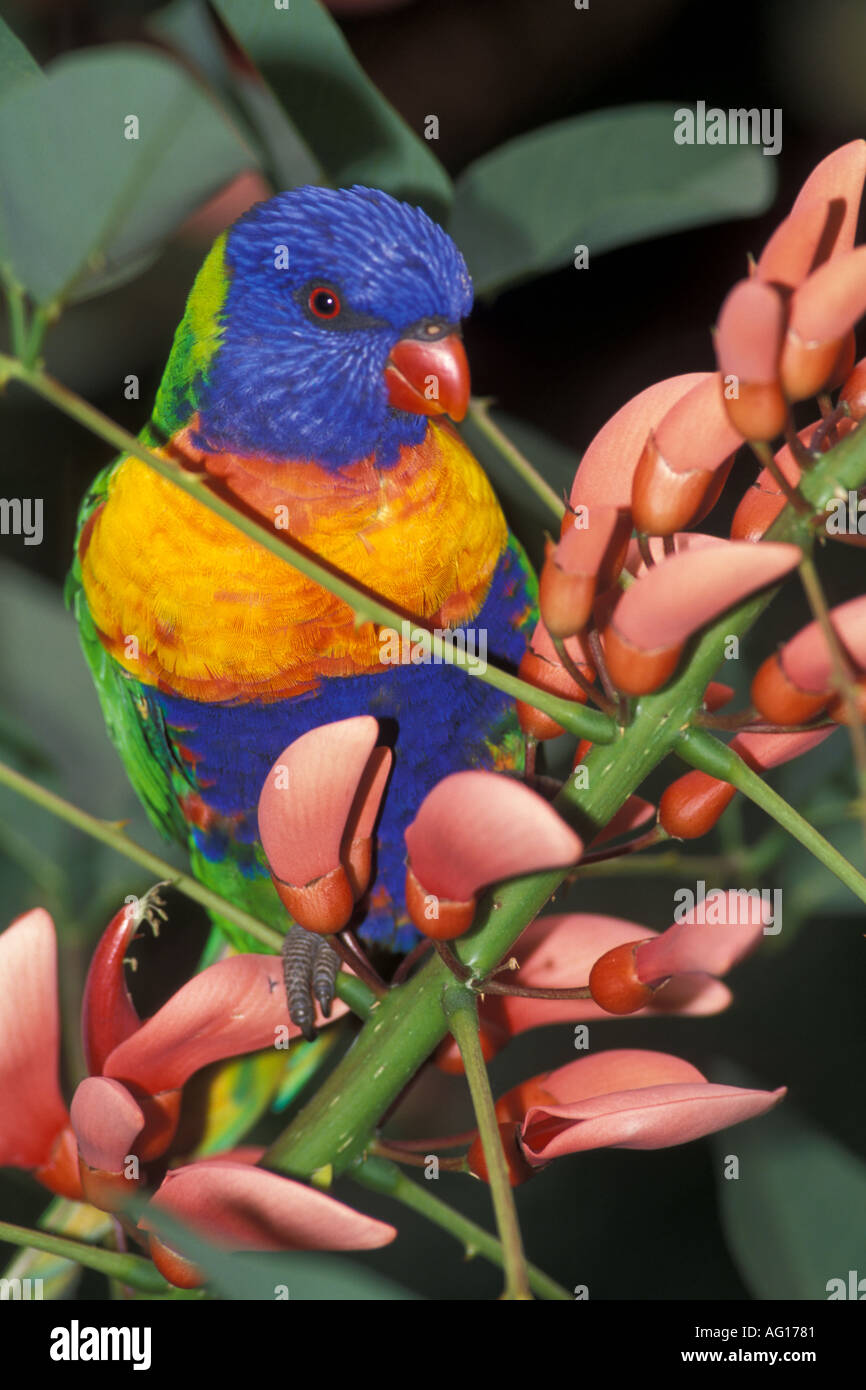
211,0,452,216
0,15,41,95
711,1090,866,1299
451,104,777,297
0,45,255,305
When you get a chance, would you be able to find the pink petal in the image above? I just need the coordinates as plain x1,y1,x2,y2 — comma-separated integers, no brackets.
343,746,392,844
716,279,785,383
0,910,68,1169
528,617,594,669
789,246,866,345
142,1160,396,1251
635,888,768,983
651,374,744,473
756,200,836,288
544,1048,705,1101
523,1081,786,1160
608,541,801,653
82,902,142,1076
492,917,730,1035
70,1077,144,1174
555,505,624,577
569,373,707,509
789,140,866,265
732,726,835,769
404,771,582,902
103,955,290,1094
780,594,866,692
257,716,380,885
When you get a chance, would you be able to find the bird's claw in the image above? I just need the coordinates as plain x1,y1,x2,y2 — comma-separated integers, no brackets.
281,925,340,1041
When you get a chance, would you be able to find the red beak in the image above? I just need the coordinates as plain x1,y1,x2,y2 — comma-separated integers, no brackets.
385,333,470,422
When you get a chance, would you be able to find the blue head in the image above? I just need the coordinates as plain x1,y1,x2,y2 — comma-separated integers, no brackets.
189,185,473,469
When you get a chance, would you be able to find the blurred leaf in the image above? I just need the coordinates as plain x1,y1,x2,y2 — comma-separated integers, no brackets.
0,45,255,305
0,561,173,919
0,15,41,93
711,1091,866,1299
144,1205,421,1300
2,1197,111,1301
451,104,778,297
153,0,321,189
211,0,452,215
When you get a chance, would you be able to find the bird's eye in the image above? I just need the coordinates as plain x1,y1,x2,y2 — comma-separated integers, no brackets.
308,286,341,320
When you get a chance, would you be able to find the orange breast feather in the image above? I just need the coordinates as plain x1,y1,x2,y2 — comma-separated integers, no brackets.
80,421,506,703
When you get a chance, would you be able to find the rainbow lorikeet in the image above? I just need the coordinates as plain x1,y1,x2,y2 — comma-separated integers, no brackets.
67,184,536,1032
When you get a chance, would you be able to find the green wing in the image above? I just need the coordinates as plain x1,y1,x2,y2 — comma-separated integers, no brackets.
66,459,190,846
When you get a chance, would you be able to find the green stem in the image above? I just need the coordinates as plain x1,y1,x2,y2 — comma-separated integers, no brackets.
0,355,613,746
353,1155,570,1301
675,728,866,907
2,276,28,359
0,755,375,1018
798,551,866,841
0,1219,168,1294
441,985,532,1299
466,397,566,523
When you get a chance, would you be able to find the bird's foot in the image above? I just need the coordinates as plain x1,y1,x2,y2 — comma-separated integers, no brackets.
281,925,340,1042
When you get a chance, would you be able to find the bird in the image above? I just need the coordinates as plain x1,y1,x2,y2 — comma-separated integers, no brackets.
67,184,536,1033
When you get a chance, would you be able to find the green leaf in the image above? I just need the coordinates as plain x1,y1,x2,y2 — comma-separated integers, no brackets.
144,1206,421,1300
0,45,255,305
450,104,778,297
210,0,452,215
711,1093,866,1299
152,0,321,190
0,15,41,95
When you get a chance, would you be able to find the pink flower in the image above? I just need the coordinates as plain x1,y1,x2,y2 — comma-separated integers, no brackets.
258,716,391,933
519,1051,785,1162
468,1051,785,1182
404,771,582,939
0,906,386,1288
602,540,801,695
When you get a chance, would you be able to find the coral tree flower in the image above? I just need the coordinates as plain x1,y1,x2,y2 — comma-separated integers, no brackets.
588,889,769,1015
138,1159,395,1289
540,506,628,638
434,911,740,1073
631,374,743,535
404,771,582,939
516,619,595,740
468,1051,785,1183
0,906,383,1289
0,909,79,1198
715,279,787,440
568,373,706,514
660,726,834,839
257,716,391,933
754,141,866,401
602,539,801,695
751,594,866,725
